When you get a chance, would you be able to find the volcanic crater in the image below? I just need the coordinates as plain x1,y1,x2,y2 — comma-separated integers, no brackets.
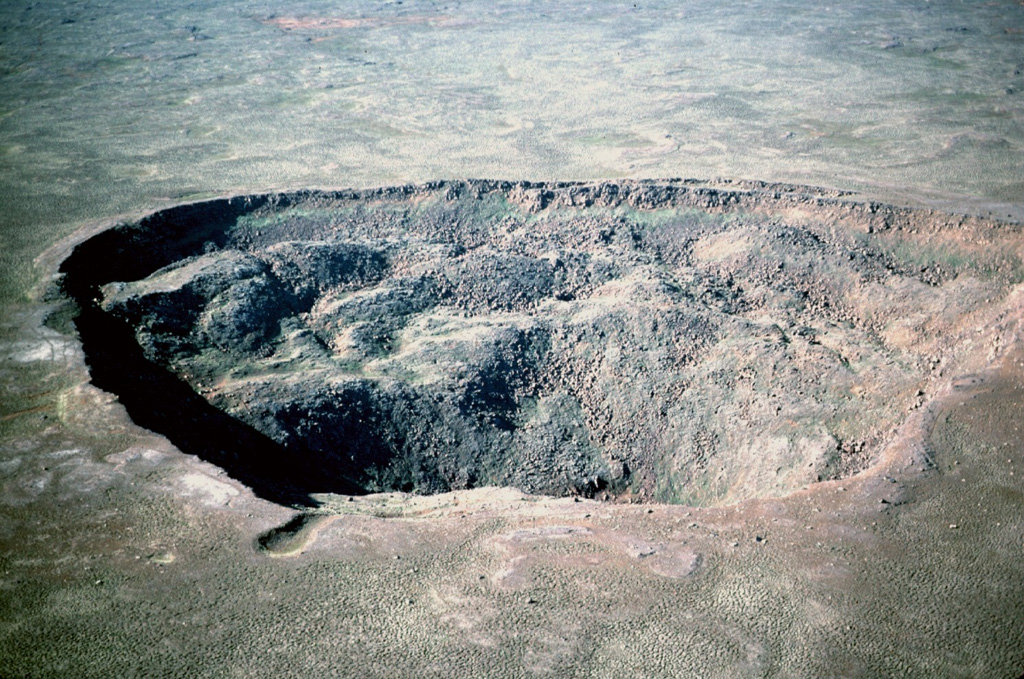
57,179,1023,506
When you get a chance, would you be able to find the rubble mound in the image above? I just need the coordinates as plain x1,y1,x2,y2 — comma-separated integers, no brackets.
59,180,1023,505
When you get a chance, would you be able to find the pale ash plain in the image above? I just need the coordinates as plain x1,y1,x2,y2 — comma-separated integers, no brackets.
2,1,1024,678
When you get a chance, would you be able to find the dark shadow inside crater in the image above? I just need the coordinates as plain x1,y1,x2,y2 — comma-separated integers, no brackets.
73,303,331,506
60,195,335,506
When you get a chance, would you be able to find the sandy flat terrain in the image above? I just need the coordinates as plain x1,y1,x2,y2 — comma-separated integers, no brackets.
2,1,1024,677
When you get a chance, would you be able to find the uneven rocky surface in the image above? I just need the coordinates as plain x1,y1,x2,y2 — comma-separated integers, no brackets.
59,180,1023,506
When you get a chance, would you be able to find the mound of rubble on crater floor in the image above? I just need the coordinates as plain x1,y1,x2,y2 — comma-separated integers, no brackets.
59,179,1023,505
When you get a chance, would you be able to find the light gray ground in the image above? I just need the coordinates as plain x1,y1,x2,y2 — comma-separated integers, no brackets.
2,2,1024,677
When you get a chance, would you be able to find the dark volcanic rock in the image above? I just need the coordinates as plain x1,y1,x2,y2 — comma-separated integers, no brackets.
101,250,291,361
59,179,1023,505
259,241,388,307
